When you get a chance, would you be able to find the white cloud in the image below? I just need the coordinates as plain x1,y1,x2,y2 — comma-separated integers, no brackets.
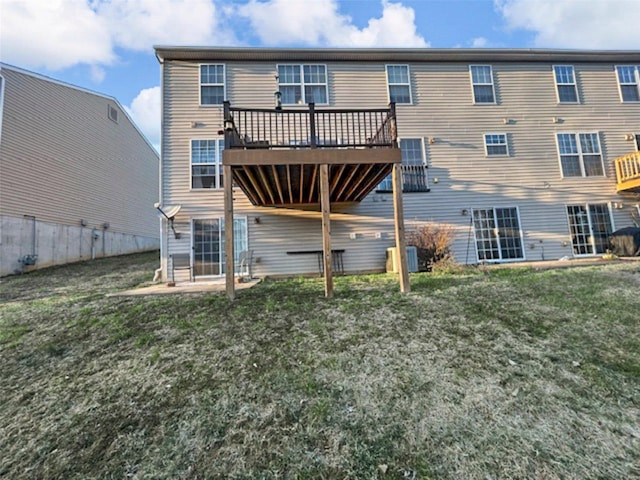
237,0,428,47
95,0,236,50
0,0,236,75
0,0,115,70
472,37,488,48
125,86,161,152
496,0,640,49
90,65,107,83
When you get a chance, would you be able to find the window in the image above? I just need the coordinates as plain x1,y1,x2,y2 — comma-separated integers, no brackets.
200,64,225,105
191,139,224,189
470,65,495,104
386,65,412,104
616,65,640,102
473,207,524,262
484,133,508,156
556,133,604,177
377,138,428,192
566,204,613,256
277,65,328,105
553,65,579,103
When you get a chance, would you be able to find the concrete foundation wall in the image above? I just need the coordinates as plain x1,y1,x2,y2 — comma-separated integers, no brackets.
0,214,160,276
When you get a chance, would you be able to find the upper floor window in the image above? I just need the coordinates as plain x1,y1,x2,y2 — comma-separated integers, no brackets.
377,138,428,192
616,65,640,102
386,65,412,104
277,65,328,105
556,133,603,177
484,133,508,156
470,65,495,104
200,64,225,105
553,65,579,103
191,139,224,189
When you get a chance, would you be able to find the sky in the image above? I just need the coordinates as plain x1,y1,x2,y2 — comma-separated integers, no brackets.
2,0,640,152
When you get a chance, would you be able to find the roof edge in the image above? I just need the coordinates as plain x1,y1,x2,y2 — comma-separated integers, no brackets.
153,46,640,63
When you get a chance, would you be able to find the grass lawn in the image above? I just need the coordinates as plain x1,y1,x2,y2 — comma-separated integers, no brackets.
1,252,639,479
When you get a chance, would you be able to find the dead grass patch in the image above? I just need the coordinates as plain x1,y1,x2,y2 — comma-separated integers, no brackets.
0,254,638,479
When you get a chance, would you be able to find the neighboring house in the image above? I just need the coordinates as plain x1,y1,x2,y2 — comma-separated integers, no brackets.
154,47,640,285
0,64,160,276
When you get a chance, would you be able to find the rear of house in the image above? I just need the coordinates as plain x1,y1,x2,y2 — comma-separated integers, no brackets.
0,64,160,276
155,47,640,282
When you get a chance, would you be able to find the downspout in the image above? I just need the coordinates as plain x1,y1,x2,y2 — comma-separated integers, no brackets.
91,228,98,259
154,54,166,282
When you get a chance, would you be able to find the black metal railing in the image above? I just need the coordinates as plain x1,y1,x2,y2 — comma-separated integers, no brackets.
377,165,430,193
223,101,397,150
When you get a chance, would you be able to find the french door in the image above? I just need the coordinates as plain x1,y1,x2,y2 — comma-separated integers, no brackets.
192,218,247,277
566,204,613,256
473,207,524,262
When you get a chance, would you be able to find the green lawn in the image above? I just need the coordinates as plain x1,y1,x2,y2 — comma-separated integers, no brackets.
1,252,639,479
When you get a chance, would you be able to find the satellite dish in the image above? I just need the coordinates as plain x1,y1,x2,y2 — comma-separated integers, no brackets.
154,204,183,239
154,204,182,220
164,205,182,220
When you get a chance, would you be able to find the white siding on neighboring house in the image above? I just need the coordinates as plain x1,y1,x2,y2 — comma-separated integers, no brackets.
0,64,160,276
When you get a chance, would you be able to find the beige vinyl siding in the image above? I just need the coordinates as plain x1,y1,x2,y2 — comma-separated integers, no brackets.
161,56,639,275
0,67,159,238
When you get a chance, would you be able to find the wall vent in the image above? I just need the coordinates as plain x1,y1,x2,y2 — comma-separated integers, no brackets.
108,105,118,123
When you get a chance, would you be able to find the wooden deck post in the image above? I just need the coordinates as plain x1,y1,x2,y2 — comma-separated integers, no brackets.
392,163,410,293
224,164,235,300
320,163,333,298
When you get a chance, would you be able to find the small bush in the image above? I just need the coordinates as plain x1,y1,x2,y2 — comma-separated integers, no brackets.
406,223,456,272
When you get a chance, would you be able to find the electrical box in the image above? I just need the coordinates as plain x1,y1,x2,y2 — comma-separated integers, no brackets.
386,246,419,273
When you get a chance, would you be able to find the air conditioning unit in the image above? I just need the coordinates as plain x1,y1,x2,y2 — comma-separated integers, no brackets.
386,246,419,273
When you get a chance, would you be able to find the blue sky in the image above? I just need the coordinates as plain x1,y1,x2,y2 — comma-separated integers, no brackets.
2,0,640,150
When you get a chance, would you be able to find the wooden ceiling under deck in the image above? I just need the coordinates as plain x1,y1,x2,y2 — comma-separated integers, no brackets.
223,148,400,208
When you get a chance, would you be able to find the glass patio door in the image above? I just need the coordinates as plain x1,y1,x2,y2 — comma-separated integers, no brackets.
473,207,524,262
192,218,248,277
566,204,613,256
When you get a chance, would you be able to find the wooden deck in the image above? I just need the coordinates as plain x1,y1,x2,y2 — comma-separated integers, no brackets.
615,151,640,193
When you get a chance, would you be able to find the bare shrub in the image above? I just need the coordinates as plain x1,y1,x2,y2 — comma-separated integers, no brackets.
406,223,457,271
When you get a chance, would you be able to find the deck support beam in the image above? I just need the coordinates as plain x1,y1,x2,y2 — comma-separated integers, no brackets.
392,163,410,293
224,164,235,300
320,163,333,298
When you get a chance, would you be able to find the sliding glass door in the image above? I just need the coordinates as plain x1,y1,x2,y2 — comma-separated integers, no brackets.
192,218,247,277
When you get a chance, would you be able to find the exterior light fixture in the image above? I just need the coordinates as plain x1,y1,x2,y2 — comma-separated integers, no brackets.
274,90,282,110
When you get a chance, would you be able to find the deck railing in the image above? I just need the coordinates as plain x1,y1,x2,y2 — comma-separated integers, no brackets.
223,101,397,150
377,164,430,193
615,151,640,185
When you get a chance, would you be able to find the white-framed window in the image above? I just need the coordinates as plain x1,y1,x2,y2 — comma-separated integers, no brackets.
200,64,225,105
470,65,495,104
472,207,524,262
386,65,412,104
553,65,579,103
377,138,428,192
484,133,509,156
191,139,224,189
566,204,613,256
616,65,640,102
556,133,604,177
277,64,328,105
